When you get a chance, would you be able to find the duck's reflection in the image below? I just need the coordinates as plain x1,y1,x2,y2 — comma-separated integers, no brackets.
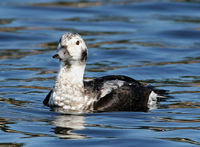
51,112,90,139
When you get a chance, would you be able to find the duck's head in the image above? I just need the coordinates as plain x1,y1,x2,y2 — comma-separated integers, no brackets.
53,32,88,65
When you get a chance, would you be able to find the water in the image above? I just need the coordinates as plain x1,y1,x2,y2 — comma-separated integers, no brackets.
0,0,200,146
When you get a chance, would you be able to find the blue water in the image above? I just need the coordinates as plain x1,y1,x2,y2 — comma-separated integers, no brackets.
0,0,200,146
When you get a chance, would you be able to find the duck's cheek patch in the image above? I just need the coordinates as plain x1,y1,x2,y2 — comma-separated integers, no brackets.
80,50,88,62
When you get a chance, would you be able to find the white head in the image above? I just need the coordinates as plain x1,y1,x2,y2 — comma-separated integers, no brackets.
53,32,88,66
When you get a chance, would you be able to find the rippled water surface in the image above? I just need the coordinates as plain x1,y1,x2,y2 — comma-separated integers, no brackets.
0,0,200,146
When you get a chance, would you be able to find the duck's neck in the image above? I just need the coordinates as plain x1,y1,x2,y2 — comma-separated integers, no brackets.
59,61,85,85
52,61,87,109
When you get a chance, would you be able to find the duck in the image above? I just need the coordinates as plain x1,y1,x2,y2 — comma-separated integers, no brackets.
43,32,169,112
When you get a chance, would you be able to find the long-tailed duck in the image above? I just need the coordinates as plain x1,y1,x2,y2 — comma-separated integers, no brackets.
43,32,169,112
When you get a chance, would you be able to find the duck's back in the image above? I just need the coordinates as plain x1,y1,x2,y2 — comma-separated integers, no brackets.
84,75,155,112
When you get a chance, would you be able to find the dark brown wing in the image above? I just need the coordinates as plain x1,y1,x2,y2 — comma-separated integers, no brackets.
43,89,52,106
94,82,150,112
84,75,151,112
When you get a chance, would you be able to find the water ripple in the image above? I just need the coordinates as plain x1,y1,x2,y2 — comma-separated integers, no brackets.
0,0,200,146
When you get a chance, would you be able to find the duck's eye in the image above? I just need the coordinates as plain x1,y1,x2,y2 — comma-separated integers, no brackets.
76,40,80,45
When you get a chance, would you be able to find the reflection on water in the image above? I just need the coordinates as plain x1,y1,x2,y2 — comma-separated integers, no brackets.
52,114,88,139
0,0,200,146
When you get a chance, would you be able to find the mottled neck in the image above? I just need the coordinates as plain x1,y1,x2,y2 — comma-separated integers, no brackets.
60,61,85,83
57,61,86,91
51,61,87,109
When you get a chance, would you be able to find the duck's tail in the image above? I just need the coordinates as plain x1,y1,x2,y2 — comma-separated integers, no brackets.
148,89,171,110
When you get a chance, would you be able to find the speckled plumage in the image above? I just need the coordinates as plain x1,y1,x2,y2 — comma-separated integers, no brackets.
43,32,169,112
